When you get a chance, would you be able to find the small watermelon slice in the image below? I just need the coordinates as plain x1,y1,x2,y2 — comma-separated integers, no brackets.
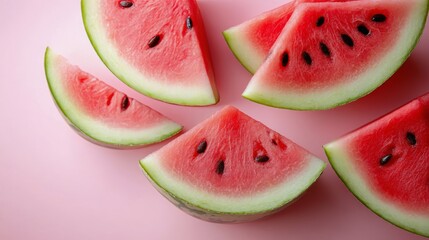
140,106,326,222
324,93,429,237
242,0,429,110
223,0,347,74
81,0,218,106
44,48,182,148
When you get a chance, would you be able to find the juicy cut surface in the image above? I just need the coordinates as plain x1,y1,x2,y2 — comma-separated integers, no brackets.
157,106,314,196
100,0,212,85
347,98,429,213
54,54,169,129
254,1,413,90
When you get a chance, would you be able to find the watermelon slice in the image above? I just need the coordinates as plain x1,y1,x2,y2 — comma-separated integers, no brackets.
242,0,429,110
324,93,429,237
140,106,326,222
44,48,182,148
81,0,218,106
223,0,348,74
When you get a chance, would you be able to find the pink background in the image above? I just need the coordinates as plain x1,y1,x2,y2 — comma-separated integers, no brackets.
1,0,428,239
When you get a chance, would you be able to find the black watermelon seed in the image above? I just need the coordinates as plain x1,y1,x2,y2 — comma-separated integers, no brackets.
302,51,312,65
341,34,354,47
121,95,130,111
148,35,161,48
271,139,278,145
119,1,133,8
406,132,417,146
380,154,392,166
281,52,289,67
372,14,386,22
357,24,370,36
196,140,207,153
319,42,331,57
186,16,193,29
255,155,269,163
316,16,325,27
216,160,225,175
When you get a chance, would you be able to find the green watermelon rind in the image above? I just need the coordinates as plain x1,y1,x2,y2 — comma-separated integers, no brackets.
242,0,429,110
222,1,292,75
81,0,218,106
223,28,264,74
140,154,326,222
44,47,183,149
324,142,429,237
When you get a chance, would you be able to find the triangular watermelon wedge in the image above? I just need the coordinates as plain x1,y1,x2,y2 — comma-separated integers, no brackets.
44,48,182,148
242,0,429,110
223,0,348,74
324,93,429,237
140,106,326,222
81,0,218,106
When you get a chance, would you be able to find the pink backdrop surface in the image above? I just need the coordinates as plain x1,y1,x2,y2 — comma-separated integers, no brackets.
1,0,428,239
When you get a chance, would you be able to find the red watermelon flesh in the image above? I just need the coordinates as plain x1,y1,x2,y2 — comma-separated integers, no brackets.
59,60,163,129
223,0,350,74
140,106,326,222
82,0,218,106
160,107,307,195
324,93,429,237
352,101,429,212
243,0,429,110
45,48,182,148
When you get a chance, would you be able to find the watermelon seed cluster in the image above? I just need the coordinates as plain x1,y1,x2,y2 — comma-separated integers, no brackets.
194,140,226,175
379,132,417,166
280,13,390,68
196,132,289,174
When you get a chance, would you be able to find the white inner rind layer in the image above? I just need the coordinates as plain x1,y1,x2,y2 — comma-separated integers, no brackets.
243,0,429,110
223,2,290,75
45,48,182,148
81,0,218,106
223,29,264,74
324,142,429,237
141,154,325,214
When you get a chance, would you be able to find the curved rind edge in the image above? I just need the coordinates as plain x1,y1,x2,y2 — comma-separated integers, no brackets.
222,29,257,74
242,0,429,110
139,155,326,223
323,143,429,237
81,0,218,106
44,47,183,149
